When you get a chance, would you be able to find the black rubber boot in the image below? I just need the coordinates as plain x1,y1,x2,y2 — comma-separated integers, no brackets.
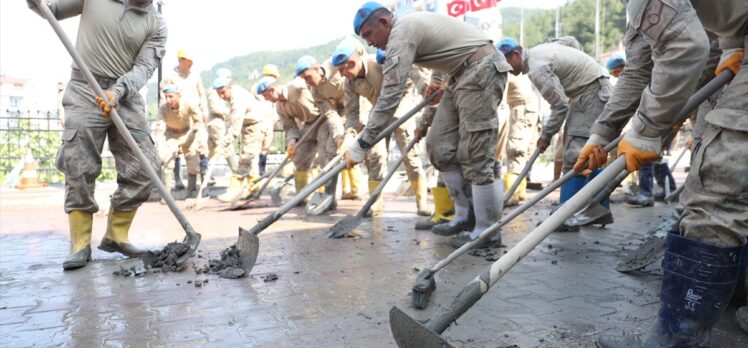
596,231,742,348
187,174,198,199
174,157,185,190
259,153,268,176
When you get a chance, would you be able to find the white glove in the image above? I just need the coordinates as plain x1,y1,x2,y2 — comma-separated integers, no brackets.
346,138,367,164
585,133,611,147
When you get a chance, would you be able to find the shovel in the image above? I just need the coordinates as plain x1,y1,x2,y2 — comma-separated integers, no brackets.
407,69,735,310
35,2,201,265
503,148,540,206
391,71,736,346
304,152,346,216
235,95,436,275
270,174,295,205
327,137,419,238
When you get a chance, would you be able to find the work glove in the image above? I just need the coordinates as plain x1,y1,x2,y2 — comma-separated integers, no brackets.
715,48,744,76
345,138,367,169
684,137,693,150
423,82,445,106
95,90,119,118
414,126,428,143
617,130,661,172
573,133,610,175
286,141,297,158
536,136,551,153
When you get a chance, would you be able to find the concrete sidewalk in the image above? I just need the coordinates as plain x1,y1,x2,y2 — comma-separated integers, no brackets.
1,172,746,347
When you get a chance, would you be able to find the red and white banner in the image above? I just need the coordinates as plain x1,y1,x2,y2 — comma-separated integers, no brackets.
447,0,468,17
446,0,498,17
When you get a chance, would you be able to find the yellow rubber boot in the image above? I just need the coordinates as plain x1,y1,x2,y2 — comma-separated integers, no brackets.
218,175,244,202
414,186,454,230
368,180,384,215
99,208,144,257
294,171,310,204
63,211,93,270
348,167,361,199
340,169,352,199
504,173,526,206
239,176,263,199
410,177,432,217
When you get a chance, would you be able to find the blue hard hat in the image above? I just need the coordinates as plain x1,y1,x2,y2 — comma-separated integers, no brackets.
354,2,387,35
162,84,179,94
375,49,386,64
215,67,232,79
496,37,520,55
295,55,318,77
212,76,230,90
606,54,626,70
331,40,359,66
256,76,277,95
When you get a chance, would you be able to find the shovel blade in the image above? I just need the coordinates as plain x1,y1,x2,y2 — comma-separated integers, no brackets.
566,203,609,227
327,215,362,238
616,217,675,272
304,191,333,216
176,231,202,264
237,227,259,275
389,306,453,348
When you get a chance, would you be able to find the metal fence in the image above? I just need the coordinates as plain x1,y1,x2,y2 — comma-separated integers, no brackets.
0,109,117,185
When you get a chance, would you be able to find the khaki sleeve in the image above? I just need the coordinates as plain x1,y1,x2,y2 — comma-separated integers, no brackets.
343,82,361,133
360,26,417,145
208,90,229,119
111,16,167,101
529,61,568,141
154,105,167,140
277,104,301,142
31,0,83,20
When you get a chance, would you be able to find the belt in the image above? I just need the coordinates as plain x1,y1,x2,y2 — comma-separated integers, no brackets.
454,44,497,78
70,69,117,90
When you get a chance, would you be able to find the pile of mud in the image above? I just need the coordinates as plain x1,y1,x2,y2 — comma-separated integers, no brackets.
196,245,247,279
144,241,191,272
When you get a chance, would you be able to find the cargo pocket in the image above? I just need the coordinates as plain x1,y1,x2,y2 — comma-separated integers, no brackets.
55,128,77,173
458,116,498,166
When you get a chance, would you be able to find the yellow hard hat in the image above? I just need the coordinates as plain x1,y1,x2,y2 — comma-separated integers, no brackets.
176,49,193,61
262,64,280,78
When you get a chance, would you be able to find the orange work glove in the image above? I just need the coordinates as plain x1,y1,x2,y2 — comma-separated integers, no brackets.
573,144,608,175
618,131,661,172
286,142,297,158
423,82,445,106
94,90,119,118
715,48,744,76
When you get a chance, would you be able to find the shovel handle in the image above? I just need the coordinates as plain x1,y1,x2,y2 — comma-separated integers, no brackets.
357,137,419,219
36,2,200,242
503,148,540,204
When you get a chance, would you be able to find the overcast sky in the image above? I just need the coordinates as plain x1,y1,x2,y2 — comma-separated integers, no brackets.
1,0,565,108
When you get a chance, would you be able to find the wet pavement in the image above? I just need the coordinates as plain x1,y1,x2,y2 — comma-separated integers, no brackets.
1,166,747,347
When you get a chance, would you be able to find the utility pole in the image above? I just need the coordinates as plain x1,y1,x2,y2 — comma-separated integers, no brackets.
555,1,560,38
519,6,524,45
595,0,600,61
157,1,163,107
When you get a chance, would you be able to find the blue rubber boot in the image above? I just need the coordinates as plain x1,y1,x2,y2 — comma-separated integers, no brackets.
586,168,610,209
654,162,676,200
555,175,587,232
596,232,742,347
626,163,654,206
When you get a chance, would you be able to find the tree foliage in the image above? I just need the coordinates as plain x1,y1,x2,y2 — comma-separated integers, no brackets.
502,0,626,59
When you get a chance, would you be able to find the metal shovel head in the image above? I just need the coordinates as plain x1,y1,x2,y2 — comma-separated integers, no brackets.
304,191,333,216
389,306,453,348
176,231,202,264
327,214,362,238
616,217,676,272
566,203,609,227
270,180,294,205
237,227,259,275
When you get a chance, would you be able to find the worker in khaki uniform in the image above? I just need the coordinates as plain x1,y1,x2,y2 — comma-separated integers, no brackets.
28,0,166,270
257,76,345,211
257,64,282,175
212,77,267,203
154,85,203,198
502,71,539,206
206,68,231,162
347,3,511,249
160,49,210,189
498,37,613,231
573,1,748,345
328,41,431,216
